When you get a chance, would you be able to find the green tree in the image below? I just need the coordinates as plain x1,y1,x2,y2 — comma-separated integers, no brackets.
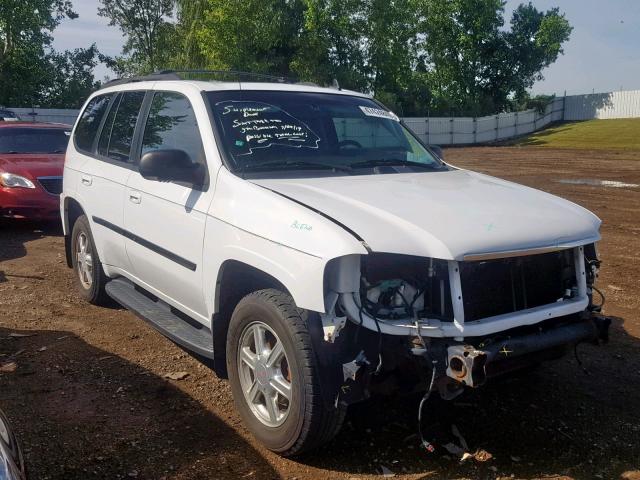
297,0,429,115
173,0,209,69
192,0,306,76
0,0,77,106
171,0,571,116
98,0,176,75
416,0,572,115
294,0,369,89
42,45,102,108
505,3,573,100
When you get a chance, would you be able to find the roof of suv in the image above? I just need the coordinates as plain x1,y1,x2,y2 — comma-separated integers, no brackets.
98,77,370,99
93,70,373,101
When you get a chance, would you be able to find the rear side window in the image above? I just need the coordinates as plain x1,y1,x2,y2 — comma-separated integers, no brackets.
97,91,145,163
141,92,205,166
74,94,113,152
97,93,120,157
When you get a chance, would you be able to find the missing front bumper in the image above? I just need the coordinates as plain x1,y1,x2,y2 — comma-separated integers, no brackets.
443,315,611,388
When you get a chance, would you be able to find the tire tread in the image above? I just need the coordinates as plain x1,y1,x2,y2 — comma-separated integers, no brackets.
232,289,346,456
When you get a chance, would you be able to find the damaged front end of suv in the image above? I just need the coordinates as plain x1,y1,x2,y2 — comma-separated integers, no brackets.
320,242,610,406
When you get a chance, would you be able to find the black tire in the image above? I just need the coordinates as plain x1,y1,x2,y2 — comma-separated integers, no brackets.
70,215,110,305
226,289,346,456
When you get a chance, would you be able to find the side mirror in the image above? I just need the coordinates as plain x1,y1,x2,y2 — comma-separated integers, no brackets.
139,149,204,185
429,145,444,159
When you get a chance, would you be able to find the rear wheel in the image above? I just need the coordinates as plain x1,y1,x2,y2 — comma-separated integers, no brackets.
227,289,345,456
71,215,109,305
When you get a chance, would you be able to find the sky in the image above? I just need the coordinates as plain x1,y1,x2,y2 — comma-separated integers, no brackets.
52,0,640,96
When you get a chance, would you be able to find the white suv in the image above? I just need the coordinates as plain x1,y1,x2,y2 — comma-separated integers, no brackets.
61,72,610,456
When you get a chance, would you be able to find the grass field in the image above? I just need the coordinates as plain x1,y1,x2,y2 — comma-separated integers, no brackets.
514,118,640,150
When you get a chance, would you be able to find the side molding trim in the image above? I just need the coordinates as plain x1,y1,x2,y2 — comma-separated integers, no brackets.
92,216,197,271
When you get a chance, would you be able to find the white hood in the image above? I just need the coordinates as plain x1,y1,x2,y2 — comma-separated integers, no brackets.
252,169,601,260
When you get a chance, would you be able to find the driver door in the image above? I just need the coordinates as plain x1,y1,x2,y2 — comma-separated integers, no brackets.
123,90,213,322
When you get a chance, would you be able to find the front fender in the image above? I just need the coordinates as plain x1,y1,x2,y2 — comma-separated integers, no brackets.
204,169,368,315
203,215,354,314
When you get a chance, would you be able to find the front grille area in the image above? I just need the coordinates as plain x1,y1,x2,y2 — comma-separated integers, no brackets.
37,176,63,195
459,250,577,321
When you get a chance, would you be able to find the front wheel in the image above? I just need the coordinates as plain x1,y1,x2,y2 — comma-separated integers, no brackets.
226,289,345,456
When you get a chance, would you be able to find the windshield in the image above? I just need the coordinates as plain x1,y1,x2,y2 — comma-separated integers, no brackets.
0,128,70,154
206,91,443,176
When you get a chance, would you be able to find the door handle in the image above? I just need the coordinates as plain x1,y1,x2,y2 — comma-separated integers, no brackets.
129,191,142,204
80,175,92,186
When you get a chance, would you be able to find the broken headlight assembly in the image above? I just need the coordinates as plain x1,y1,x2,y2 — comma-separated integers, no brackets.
359,254,453,322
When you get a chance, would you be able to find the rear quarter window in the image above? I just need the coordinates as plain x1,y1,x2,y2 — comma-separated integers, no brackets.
74,94,114,153
97,91,145,163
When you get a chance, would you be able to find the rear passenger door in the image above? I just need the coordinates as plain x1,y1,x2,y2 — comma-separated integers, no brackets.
72,91,145,272
123,91,213,322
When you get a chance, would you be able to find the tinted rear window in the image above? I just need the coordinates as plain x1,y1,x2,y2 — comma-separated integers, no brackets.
98,91,145,163
0,128,71,154
74,94,113,152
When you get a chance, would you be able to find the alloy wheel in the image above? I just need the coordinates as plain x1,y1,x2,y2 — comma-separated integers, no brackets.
75,231,93,290
237,321,292,427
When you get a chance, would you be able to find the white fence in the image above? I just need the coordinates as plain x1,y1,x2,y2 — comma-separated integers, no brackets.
10,107,79,125
404,89,640,145
6,89,640,145
564,89,640,120
404,97,565,145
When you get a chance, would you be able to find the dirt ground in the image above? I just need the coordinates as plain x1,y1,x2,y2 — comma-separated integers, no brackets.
1,146,639,480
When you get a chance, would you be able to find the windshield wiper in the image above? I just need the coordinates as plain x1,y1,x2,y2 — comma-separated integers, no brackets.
350,158,443,170
239,160,353,174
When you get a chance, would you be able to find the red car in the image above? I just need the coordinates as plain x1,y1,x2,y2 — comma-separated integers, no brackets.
0,122,71,221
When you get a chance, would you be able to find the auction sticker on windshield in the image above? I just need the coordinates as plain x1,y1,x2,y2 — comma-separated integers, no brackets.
359,106,399,121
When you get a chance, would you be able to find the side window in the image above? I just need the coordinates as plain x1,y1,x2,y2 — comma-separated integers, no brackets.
141,92,205,166
98,91,145,163
97,93,120,157
74,94,113,152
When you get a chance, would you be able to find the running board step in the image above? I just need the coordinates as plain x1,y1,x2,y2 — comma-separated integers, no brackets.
105,277,214,359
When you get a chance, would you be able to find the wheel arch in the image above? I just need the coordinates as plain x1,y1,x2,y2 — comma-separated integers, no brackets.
63,196,87,268
211,259,292,378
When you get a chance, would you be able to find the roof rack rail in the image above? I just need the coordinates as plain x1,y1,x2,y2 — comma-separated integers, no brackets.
101,72,181,88
160,69,299,83
101,69,314,88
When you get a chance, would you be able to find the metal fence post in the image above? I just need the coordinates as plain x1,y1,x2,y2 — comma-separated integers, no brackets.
426,117,430,145
450,118,454,145
29,106,38,123
495,115,499,141
473,117,477,143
